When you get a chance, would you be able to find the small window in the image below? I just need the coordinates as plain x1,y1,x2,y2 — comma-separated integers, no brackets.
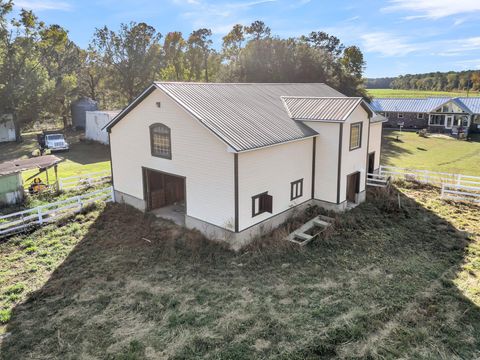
417,113,424,119
150,123,171,159
291,179,303,200
349,122,362,151
384,112,389,117
397,113,404,119
252,192,273,217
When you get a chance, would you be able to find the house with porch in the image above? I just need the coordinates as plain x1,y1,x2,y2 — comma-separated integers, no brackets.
105,82,386,249
370,97,480,136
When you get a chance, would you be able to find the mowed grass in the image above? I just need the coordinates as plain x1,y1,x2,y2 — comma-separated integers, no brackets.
0,183,479,359
368,88,480,98
382,130,480,175
0,132,111,185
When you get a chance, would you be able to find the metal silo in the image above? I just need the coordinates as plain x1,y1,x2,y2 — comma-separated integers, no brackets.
71,97,98,129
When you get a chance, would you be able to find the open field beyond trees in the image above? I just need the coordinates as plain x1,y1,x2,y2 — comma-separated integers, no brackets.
0,183,479,359
368,88,480,98
382,130,480,176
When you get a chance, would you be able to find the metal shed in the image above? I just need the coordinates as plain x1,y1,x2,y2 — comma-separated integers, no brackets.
85,110,120,144
0,114,16,143
0,155,63,206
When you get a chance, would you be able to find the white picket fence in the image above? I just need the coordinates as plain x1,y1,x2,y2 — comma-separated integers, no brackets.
0,187,114,238
441,184,480,204
378,166,480,204
379,166,480,188
58,170,111,191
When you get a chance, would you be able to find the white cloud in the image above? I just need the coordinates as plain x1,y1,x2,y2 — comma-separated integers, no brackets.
455,59,480,70
175,0,276,34
383,0,480,19
15,0,72,11
360,32,419,56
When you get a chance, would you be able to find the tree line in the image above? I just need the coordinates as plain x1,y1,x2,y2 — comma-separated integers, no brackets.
367,71,480,92
0,1,367,134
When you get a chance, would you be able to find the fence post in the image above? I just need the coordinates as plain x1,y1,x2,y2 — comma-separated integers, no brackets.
441,184,445,199
76,196,83,211
110,187,115,202
37,207,43,225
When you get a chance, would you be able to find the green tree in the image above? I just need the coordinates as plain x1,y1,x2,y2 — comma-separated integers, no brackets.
92,22,163,103
186,28,212,81
163,31,186,81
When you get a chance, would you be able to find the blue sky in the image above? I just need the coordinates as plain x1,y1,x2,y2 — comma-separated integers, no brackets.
12,0,480,77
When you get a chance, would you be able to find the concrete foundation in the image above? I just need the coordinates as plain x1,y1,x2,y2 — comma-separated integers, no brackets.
114,188,367,250
114,190,146,211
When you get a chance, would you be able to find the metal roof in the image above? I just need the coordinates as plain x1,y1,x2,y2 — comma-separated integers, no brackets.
281,96,366,121
459,97,480,114
370,98,448,113
155,83,345,152
370,97,480,114
0,155,63,176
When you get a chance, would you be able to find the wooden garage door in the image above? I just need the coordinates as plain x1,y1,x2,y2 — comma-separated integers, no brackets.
144,169,185,210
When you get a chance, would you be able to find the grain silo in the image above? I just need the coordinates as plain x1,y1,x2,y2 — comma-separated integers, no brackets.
71,97,98,129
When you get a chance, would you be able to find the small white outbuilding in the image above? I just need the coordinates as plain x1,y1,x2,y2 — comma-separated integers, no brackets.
85,111,120,144
0,114,16,143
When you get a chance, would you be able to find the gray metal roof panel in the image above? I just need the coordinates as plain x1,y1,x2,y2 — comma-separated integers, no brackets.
281,96,363,121
155,82,345,152
458,97,480,114
370,98,448,113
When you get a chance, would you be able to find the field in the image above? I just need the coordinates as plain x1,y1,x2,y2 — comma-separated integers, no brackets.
368,88,480,98
382,130,480,176
0,132,111,185
0,183,479,359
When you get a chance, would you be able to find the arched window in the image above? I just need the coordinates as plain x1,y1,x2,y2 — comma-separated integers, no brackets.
150,123,171,159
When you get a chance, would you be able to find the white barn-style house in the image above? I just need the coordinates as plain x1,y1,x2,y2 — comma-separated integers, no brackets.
105,82,385,248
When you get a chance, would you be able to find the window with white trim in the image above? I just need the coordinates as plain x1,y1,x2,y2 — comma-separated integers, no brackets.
417,113,424,119
398,113,404,119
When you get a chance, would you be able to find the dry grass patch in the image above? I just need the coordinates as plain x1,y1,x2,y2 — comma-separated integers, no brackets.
1,183,480,359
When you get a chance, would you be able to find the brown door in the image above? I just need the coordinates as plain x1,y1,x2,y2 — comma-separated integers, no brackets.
144,169,185,210
346,172,360,203
368,152,375,174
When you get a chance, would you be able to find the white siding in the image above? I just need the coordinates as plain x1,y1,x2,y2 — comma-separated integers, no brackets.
305,121,340,204
0,115,16,143
368,122,383,171
238,139,313,231
339,106,370,203
110,89,235,229
86,111,118,144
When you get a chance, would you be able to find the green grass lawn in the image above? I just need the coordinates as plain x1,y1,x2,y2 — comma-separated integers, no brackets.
382,130,480,176
0,184,479,359
368,88,480,98
0,132,111,186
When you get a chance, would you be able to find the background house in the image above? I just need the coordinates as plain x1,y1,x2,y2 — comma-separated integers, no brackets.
371,97,480,135
106,83,384,248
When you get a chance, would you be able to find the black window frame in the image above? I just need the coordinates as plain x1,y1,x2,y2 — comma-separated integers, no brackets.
252,192,273,217
150,123,172,159
349,122,363,151
290,179,303,200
